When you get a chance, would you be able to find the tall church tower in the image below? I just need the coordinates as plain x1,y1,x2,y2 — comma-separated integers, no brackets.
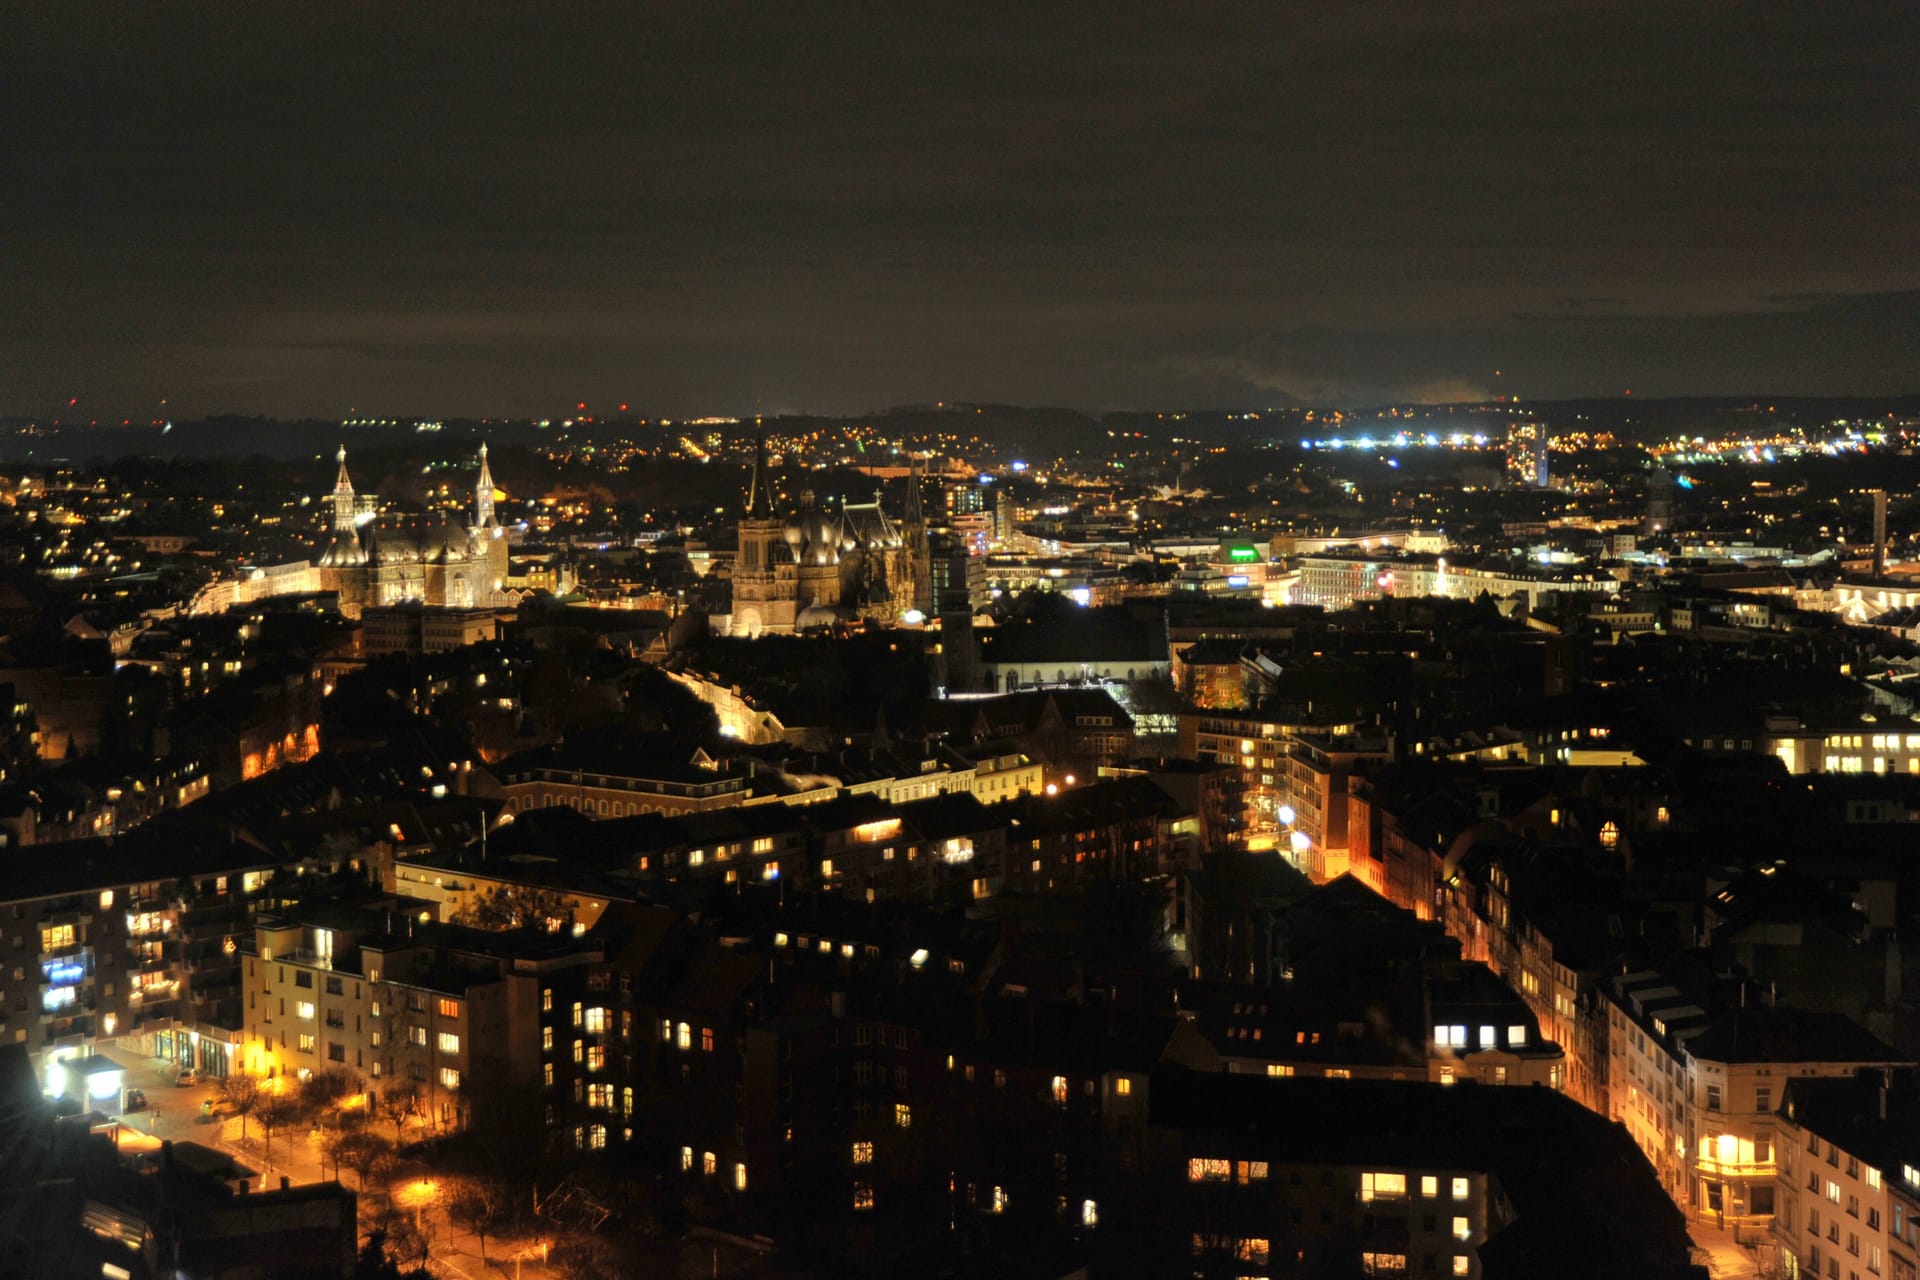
332,446,357,532
474,442,497,530
904,454,932,617
472,442,509,591
732,429,797,637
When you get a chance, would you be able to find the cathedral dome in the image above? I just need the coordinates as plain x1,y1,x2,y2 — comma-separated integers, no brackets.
801,511,841,564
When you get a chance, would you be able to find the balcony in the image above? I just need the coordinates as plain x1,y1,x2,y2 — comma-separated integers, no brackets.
1694,1155,1775,1180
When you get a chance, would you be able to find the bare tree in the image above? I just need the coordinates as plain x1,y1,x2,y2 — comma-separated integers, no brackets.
216,1073,263,1142
446,1177,509,1263
301,1065,360,1112
257,1092,304,1163
335,1129,395,1190
373,1084,418,1147
449,883,573,932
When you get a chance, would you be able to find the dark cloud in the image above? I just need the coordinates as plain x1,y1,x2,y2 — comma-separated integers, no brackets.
3,2,1917,417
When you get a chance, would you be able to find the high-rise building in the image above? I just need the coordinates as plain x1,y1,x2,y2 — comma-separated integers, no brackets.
1504,421,1549,488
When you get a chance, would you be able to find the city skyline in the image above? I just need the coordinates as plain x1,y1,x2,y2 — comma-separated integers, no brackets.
6,4,1919,419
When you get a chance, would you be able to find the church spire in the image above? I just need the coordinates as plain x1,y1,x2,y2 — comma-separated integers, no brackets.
474,441,497,529
746,428,772,518
332,445,356,531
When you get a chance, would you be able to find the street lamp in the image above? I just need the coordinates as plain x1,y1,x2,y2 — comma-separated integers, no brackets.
398,1177,438,1238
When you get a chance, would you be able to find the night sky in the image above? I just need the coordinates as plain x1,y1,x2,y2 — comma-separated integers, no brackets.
7,3,1918,419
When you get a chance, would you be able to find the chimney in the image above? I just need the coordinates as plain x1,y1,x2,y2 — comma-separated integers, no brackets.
280,1175,291,1191
1881,1067,1892,1122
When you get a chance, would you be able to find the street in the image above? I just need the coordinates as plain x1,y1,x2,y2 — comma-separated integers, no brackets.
110,1057,556,1279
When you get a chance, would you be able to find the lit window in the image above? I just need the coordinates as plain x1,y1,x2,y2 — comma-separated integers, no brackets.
99,890,114,910
1081,1199,1098,1227
1452,1177,1469,1199
1114,1077,1132,1097
1361,1172,1407,1201
1421,1175,1438,1197
1452,1215,1470,1240
703,1151,716,1176
438,997,459,1019
894,1103,911,1128
571,1002,583,1027
1188,1158,1231,1182
853,1181,874,1210
438,1031,460,1054
680,1146,693,1171
991,1186,1007,1214
587,1045,605,1071
1507,1025,1526,1047
440,1067,461,1090
661,1019,673,1043
583,1007,607,1033
852,1141,873,1165
734,1162,747,1191
1237,1238,1270,1264
1453,1257,1470,1276
588,1123,606,1150
1361,1253,1407,1276
701,1026,715,1053
677,1022,691,1050
1237,1160,1268,1183
1478,1026,1495,1049
542,1026,554,1052
1266,1063,1294,1077
296,1001,315,1021
1052,1075,1068,1103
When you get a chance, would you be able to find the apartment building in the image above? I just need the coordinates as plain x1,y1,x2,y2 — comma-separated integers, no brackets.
1608,972,1907,1228
1774,1070,1920,1280
242,909,593,1131
1147,1068,1696,1279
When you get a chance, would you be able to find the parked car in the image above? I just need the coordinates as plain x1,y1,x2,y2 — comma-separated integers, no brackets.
123,1088,148,1112
174,1068,198,1087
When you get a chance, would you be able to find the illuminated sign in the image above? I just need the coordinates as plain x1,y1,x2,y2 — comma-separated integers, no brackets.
1227,575,1249,589
42,961,85,987
1228,547,1259,562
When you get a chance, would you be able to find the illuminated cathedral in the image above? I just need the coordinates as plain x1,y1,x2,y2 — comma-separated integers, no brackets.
317,444,511,617
729,433,926,636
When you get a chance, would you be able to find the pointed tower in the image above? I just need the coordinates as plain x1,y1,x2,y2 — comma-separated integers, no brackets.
746,429,772,519
472,441,509,593
474,441,497,530
332,445,357,532
732,427,797,636
904,454,932,617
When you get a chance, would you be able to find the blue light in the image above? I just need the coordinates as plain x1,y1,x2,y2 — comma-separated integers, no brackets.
1010,460,1028,473
1226,575,1249,588
42,961,85,986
